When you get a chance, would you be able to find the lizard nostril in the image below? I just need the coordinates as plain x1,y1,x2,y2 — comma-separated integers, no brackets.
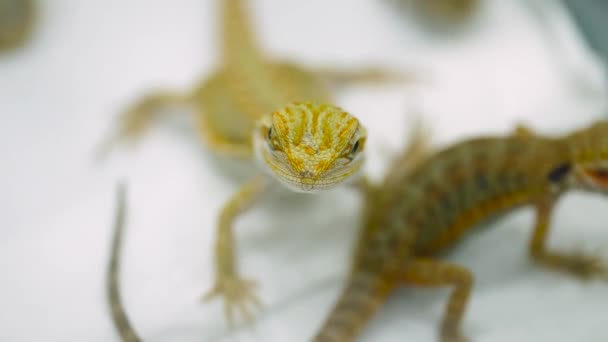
300,170,314,178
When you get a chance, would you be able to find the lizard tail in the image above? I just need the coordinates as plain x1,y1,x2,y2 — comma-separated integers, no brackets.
313,271,390,342
106,183,142,342
220,0,262,64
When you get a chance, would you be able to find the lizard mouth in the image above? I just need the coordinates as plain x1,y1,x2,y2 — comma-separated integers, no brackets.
257,144,363,193
275,175,326,193
271,172,345,193
582,167,608,190
271,157,364,193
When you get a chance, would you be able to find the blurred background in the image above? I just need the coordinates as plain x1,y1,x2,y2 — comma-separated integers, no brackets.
1,0,607,341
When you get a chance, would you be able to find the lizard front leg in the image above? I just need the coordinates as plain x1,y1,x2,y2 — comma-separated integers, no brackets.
203,174,270,324
97,90,189,159
196,116,253,159
529,198,608,280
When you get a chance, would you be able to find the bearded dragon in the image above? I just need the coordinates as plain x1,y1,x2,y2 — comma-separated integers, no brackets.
103,0,411,339
314,121,608,341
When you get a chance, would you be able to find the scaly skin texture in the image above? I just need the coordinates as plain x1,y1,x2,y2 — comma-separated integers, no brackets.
254,103,366,192
314,120,608,342
103,0,401,339
0,0,35,51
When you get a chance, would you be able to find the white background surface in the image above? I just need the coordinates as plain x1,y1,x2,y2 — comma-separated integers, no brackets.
1,0,608,341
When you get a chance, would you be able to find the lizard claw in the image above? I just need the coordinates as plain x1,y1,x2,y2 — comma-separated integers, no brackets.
202,275,262,326
564,250,608,281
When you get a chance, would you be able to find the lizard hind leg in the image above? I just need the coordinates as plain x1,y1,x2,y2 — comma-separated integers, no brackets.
400,259,474,342
96,91,190,160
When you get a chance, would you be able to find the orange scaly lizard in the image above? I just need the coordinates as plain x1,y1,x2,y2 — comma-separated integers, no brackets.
314,121,608,341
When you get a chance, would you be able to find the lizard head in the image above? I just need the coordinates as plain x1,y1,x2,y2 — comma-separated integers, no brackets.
253,102,366,193
562,120,608,193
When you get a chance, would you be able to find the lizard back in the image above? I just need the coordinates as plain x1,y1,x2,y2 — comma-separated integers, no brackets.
355,134,568,270
192,0,332,147
194,63,331,146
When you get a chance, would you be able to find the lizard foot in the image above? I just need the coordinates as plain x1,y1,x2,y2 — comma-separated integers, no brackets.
534,249,608,281
562,251,608,281
202,275,262,325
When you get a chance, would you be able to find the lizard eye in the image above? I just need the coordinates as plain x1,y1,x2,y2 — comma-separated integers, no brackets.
352,140,360,154
350,137,365,156
343,138,365,161
264,126,279,150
